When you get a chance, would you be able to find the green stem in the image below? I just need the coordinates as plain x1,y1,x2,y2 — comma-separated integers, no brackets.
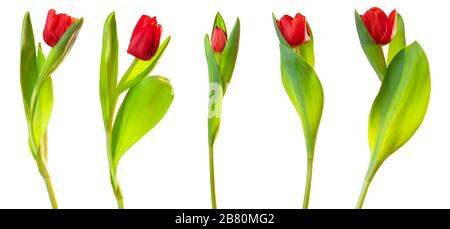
106,92,124,209
116,197,124,209
356,179,371,209
106,130,124,209
209,145,217,209
115,183,124,209
302,158,313,209
43,176,58,209
356,165,377,209
29,119,58,209
37,159,58,209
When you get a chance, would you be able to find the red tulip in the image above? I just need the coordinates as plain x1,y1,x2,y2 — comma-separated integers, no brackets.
43,9,77,47
127,15,162,61
211,27,227,53
360,7,397,46
277,13,310,48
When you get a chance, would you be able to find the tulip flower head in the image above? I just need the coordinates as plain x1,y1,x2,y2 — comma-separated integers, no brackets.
127,15,162,61
277,13,310,48
43,9,77,47
211,27,227,53
360,7,397,46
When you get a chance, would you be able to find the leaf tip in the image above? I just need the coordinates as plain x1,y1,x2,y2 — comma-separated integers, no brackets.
77,17,84,25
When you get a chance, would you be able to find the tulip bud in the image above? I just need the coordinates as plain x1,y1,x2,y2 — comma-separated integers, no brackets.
211,27,227,53
360,7,397,46
277,13,310,48
127,15,162,61
43,9,77,47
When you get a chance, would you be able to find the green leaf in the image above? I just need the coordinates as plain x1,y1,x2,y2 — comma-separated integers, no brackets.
205,35,223,147
100,12,119,127
279,44,324,159
387,13,406,65
212,12,227,35
355,10,386,81
298,24,315,69
33,79,53,151
32,45,54,149
116,36,171,93
36,43,45,73
20,12,38,116
368,42,431,174
39,18,84,81
272,13,290,48
219,18,240,93
112,76,174,167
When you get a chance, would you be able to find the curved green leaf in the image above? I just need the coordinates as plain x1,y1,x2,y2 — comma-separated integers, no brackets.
355,10,386,81
368,42,430,172
272,13,290,48
36,44,45,73
219,18,240,94
298,24,315,69
387,14,406,65
32,45,53,149
112,76,174,167
205,35,223,147
39,18,84,81
20,12,38,116
100,12,119,127
117,36,171,94
279,44,323,158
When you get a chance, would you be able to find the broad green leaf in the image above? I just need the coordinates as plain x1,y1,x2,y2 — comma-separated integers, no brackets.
32,45,54,150
20,12,38,116
355,10,386,81
205,35,223,147
112,76,174,167
219,18,240,94
212,12,227,35
39,18,84,81
387,14,406,65
279,44,324,158
368,42,430,173
116,36,171,93
272,13,290,48
33,78,53,152
100,12,119,127
298,24,315,69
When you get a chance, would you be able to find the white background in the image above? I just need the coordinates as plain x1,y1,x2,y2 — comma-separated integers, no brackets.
0,0,448,209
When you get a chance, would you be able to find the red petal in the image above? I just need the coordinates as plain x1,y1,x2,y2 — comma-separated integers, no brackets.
280,15,293,43
276,20,283,34
43,9,76,47
43,9,58,47
289,13,309,46
211,27,226,52
363,7,388,44
381,9,397,45
128,15,162,60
